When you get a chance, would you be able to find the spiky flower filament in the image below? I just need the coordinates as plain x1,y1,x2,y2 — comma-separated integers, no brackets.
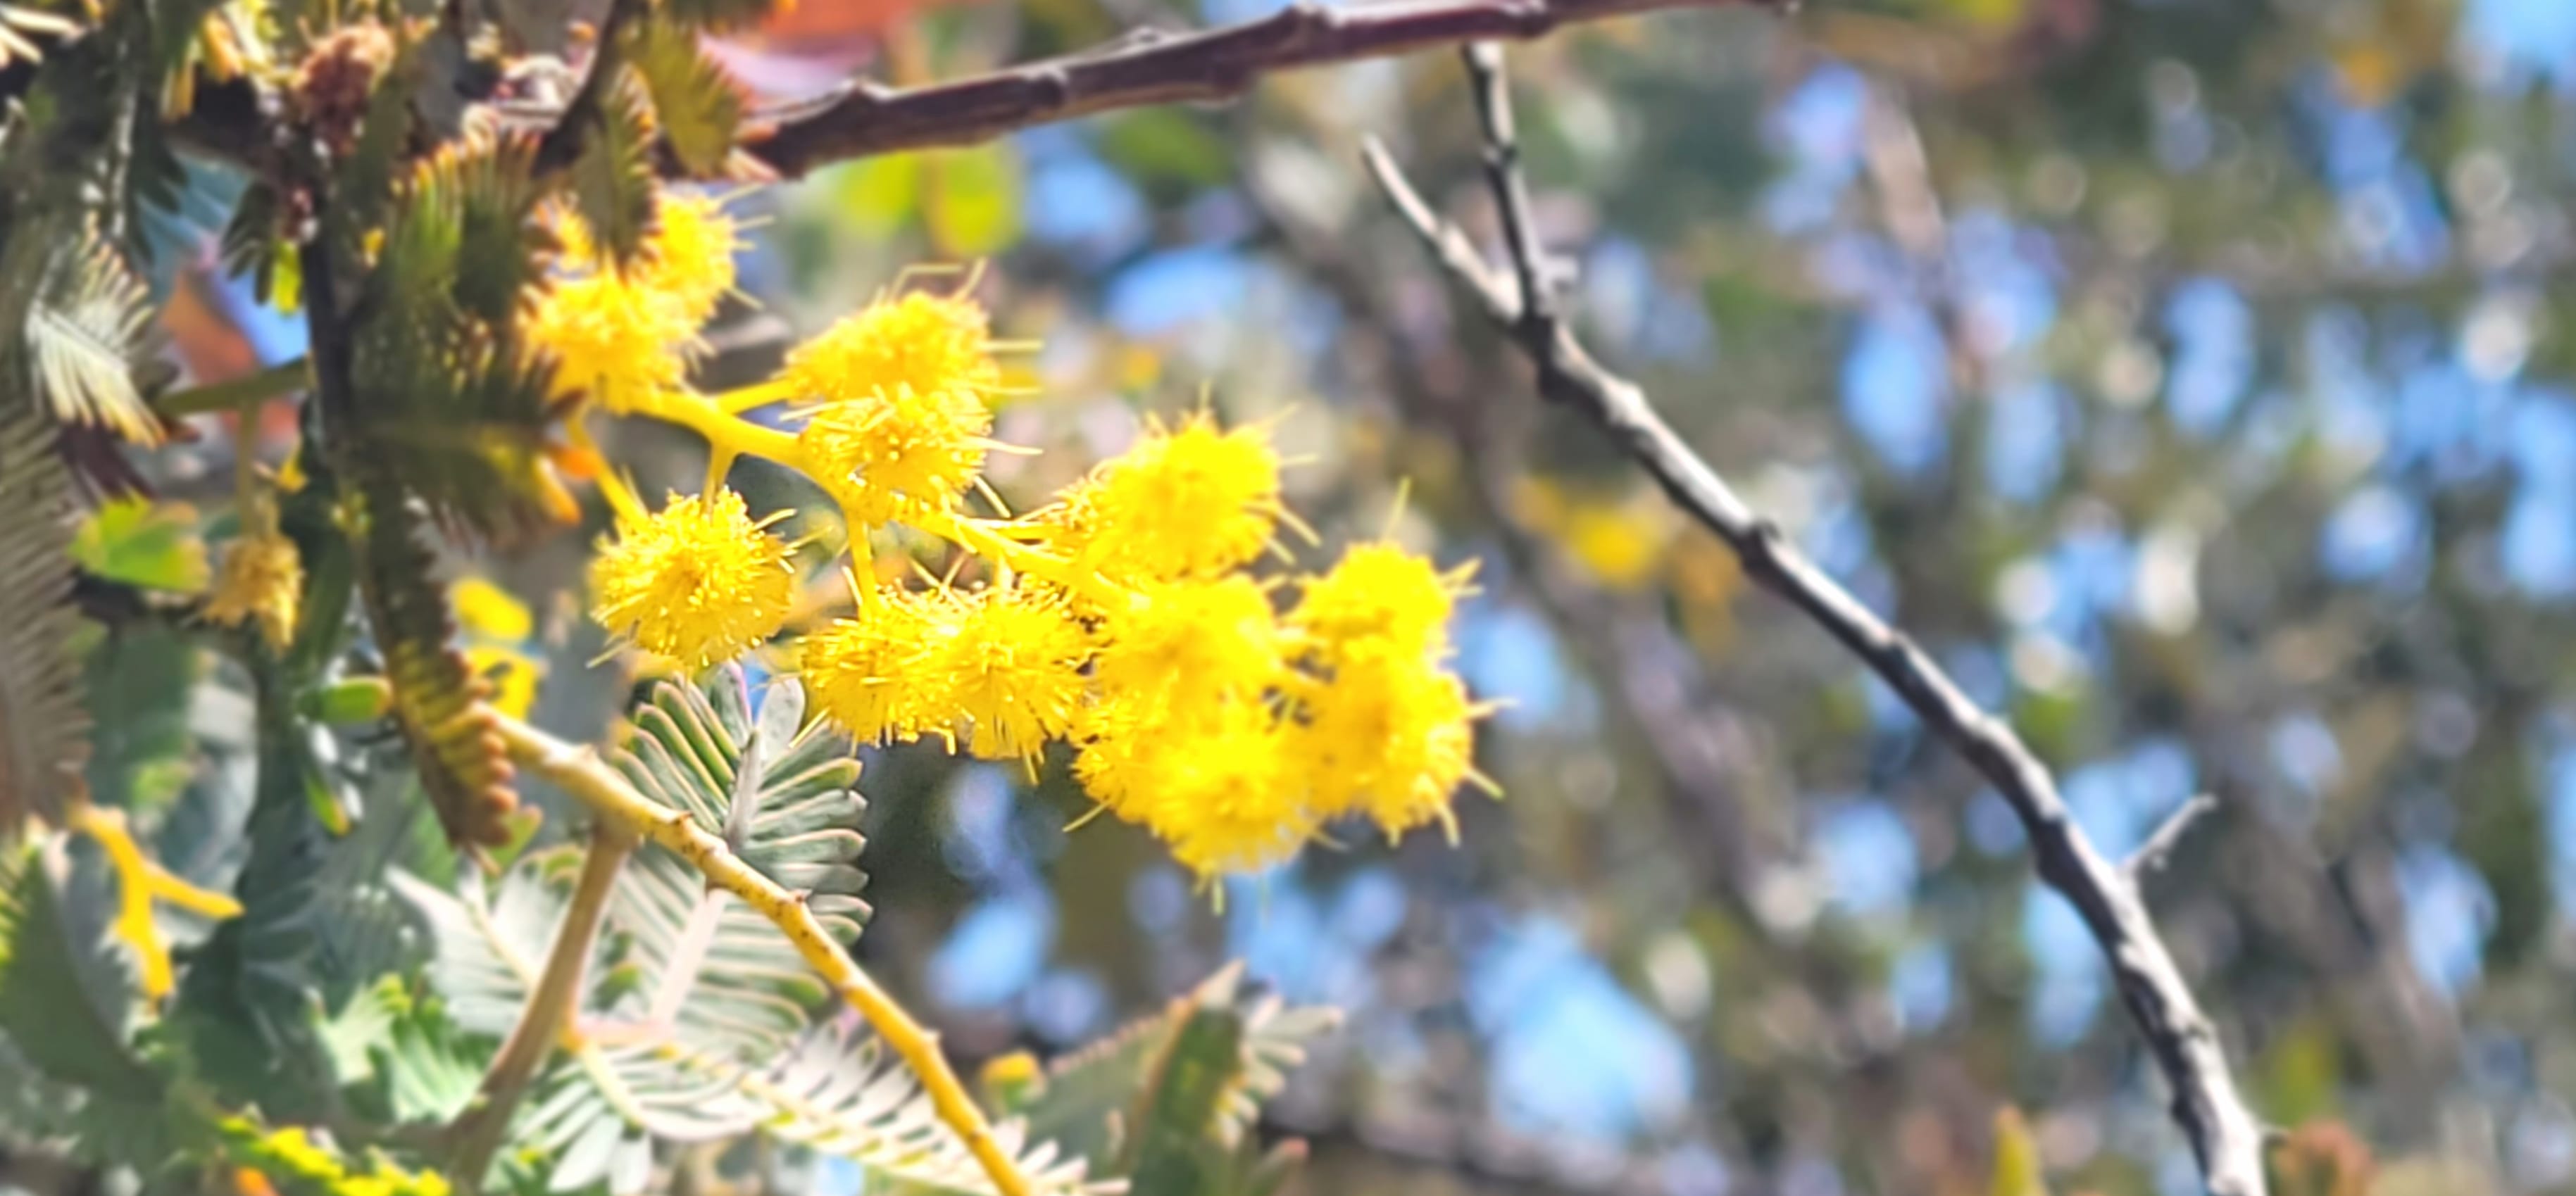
1289,540,1476,662
792,383,996,527
589,488,797,669
1092,576,1284,712
782,289,1008,405
1292,644,1489,838
936,586,1091,764
1046,412,1286,582
530,192,739,415
799,585,952,746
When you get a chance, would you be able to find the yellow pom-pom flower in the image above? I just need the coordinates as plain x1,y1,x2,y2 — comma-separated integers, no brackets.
532,194,736,414
934,587,1089,764
782,291,1004,405
794,384,994,525
1290,541,1474,662
1135,703,1313,880
206,528,304,651
1294,644,1487,838
1092,576,1282,711
589,489,796,669
1053,413,1284,581
642,191,741,324
801,586,952,745
527,271,695,415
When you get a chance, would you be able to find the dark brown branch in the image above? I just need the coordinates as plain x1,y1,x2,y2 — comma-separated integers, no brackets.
1361,52,2272,1196
742,0,1775,177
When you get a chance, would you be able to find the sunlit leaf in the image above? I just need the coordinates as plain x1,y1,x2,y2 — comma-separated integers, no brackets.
72,496,211,593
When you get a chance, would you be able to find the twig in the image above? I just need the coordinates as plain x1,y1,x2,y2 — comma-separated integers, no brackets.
1459,43,1553,332
741,0,1775,177
487,713,1040,1196
1360,51,2271,1196
2127,793,2219,881
154,359,310,420
446,822,639,1189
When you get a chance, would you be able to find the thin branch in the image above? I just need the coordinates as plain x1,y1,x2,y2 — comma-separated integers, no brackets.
1460,42,1553,332
446,822,639,1189
741,0,1776,177
487,713,1042,1196
1360,51,2270,1196
2127,793,2220,881
153,358,309,420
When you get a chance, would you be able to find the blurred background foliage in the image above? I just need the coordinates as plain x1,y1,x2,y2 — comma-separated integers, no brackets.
125,0,2576,1191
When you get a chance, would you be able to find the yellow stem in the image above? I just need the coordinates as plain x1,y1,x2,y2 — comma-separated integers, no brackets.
66,803,242,1005
630,389,804,465
713,379,796,415
487,714,1037,1196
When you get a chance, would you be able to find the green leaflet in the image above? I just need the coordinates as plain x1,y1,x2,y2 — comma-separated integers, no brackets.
400,672,1097,1195
351,135,565,540
612,666,870,941
570,65,660,271
627,20,741,177
1018,964,1339,1177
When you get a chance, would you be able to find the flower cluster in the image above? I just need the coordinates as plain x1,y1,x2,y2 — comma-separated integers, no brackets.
539,189,1489,881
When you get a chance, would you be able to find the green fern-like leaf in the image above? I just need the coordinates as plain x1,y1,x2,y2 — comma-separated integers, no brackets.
348,478,519,849
27,222,167,446
352,135,567,540
571,65,659,270
400,675,1095,1195
1020,964,1338,1175
613,667,870,940
626,22,741,177
0,391,89,831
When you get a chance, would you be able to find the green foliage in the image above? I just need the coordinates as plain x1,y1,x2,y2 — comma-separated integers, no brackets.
353,134,563,539
397,676,1098,1195
0,837,159,1102
27,224,170,446
322,976,483,1126
612,667,870,940
80,622,201,814
72,496,212,593
627,22,741,179
1013,964,1337,1190
570,67,661,271
346,479,518,850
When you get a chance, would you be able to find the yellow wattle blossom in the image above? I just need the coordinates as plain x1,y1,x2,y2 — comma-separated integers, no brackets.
1290,541,1475,662
782,289,1005,405
527,270,694,414
937,587,1089,764
589,488,797,669
794,384,995,525
799,586,951,745
548,215,1494,882
1051,413,1285,581
206,527,305,651
1092,576,1282,709
530,193,737,414
1131,702,1313,878
1295,644,1489,838
639,191,742,324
